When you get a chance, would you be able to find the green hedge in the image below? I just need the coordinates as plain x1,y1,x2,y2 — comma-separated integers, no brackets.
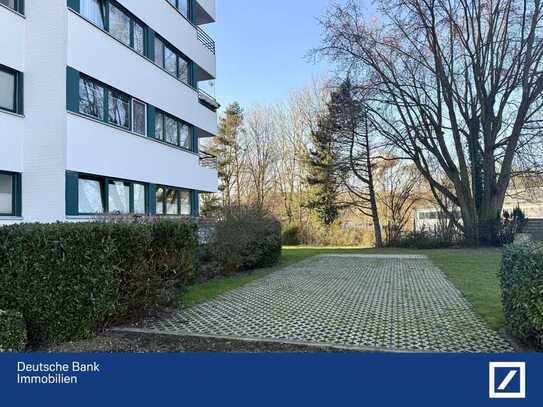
0,310,27,352
207,206,282,274
0,222,198,346
500,243,543,348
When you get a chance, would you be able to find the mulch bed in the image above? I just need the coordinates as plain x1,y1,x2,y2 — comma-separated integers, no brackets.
40,331,344,353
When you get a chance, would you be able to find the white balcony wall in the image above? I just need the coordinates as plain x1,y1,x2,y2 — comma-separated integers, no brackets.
0,7,25,71
66,115,218,193
117,0,216,79
67,12,218,136
0,113,23,173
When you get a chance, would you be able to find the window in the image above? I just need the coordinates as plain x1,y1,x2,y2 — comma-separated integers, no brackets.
0,68,15,113
155,111,165,141
164,46,178,77
166,189,178,215
133,183,146,214
132,100,146,135
108,180,130,213
179,123,192,150
79,77,105,119
0,0,15,10
154,109,193,150
179,190,191,215
165,116,178,145
167,0,190,19
154,38,164,67
77,1,146,55
154,35,192,86
78,177,105,214
74,174,147,215
155,186,192,216
108,89,130,129
80,0,106,29
0,174,13,215
178,0,189,18
156,187,165,215
109,2,130,46
74,72,194,150
133,21,145,55
178,56,189,83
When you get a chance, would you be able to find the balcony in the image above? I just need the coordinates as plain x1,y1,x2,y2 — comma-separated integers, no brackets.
199,150,218,170
197,26,215,55
198,88,220,112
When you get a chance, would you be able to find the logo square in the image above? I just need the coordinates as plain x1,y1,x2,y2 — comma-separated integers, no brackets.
489,362,526,399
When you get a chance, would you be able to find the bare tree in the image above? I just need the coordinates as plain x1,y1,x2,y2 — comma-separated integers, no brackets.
244,107,278,209
317,0,543,245
375,159,423,243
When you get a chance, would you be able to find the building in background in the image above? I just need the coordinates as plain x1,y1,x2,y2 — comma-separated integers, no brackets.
0,0,218,224
414,187,543,231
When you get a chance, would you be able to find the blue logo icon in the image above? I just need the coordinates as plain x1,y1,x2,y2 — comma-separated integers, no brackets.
489,362,526,399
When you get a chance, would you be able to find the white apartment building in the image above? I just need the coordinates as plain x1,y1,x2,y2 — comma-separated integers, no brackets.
0,0,219,224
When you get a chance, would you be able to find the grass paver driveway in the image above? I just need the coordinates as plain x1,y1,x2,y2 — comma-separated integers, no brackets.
118,254,512,352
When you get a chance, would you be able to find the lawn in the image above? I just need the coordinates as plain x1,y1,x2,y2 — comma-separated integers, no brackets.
184,246,505,330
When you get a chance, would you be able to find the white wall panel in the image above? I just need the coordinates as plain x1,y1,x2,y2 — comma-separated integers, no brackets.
0,7,25,71
67,114,218,192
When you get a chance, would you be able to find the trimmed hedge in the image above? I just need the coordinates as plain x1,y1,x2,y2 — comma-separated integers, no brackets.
0,310,27,352
500,243,543,348
207,206,282,274
0,222,198,346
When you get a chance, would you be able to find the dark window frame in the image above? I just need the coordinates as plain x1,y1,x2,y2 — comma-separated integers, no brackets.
154,108,194,151
77,0,148,56
154,33,194,87
0,64,22,115
155,185,193,217
78,74,134,132
76,173,148,216
0,0,24,15
0,170,21,217
165,0,193,22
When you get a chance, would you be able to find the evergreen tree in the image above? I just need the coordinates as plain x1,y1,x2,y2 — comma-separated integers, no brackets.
327,79,383,247
306,112,344,226
210,102,245,207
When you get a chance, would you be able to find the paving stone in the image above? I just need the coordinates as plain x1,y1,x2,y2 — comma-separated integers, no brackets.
118,255,513,352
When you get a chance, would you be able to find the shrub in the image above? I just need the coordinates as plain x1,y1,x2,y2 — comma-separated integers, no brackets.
282,224,301,246
500,243,543,348
387,229,457,249
0,221,198,346
207,206,282,274
0,310,27,352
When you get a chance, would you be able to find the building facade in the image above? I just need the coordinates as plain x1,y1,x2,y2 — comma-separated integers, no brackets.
0,0,218,224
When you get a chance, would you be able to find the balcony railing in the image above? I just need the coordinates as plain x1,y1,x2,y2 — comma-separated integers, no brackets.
199,150,218,170
197,26,216,54
198,88,220,111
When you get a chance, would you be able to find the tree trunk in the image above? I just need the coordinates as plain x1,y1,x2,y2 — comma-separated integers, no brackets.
364,113,383,248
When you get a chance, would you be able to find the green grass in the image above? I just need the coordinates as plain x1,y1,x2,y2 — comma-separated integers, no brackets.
184,246,505,330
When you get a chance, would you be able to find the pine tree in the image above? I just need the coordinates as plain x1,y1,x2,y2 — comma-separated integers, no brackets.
306,112,344,226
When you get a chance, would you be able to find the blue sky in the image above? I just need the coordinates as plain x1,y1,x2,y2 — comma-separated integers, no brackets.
207,0,334,110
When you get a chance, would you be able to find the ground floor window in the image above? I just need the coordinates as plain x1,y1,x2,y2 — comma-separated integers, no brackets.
74,173,148,215
155,186,193,216
67,172,198,217
0,171,21,216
